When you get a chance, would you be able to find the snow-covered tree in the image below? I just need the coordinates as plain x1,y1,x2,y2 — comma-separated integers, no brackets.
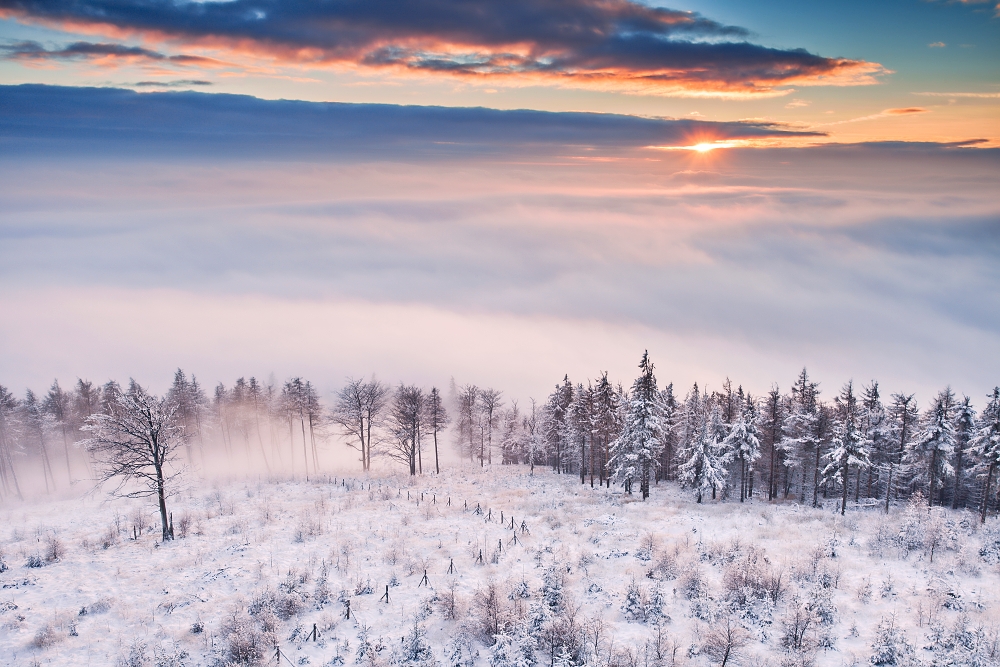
885,393,918,513
783,368,822,505
332,377,389,472
725,397,761,502
823,381,871,516
859,381,889,502
679,403,731,503
906,387,957,507
971,387,1000,523
951,395,975,510
542,377,573,473
566,383,591,483
0,385,23,500
592,372,622,487
425,387,449,474
609,351,664,499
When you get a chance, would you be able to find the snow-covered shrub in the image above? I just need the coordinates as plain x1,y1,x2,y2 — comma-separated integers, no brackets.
541,567,563,612
357,624,388,667
31,622,64,649
621,580,645,622
393,621,438,667
678,563,706,600
978,522,1000,564
896,495,927,557
44,535,63,562
779,595,819,652
923,614,999,667
444,631,478,667
221,609,275,665
647,551,679,581
116,640,147,667
723,545,784,609
25,554,43,568
805,585,836,626
488,628,536,667
868,616,914,666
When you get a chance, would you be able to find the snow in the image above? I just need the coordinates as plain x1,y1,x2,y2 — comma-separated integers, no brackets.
1,466,998,666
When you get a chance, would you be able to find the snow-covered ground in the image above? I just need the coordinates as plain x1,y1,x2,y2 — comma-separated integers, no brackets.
1,467,998,667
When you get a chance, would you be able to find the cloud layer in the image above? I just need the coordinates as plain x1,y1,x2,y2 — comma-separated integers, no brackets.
0,0,886,95
0,84,823,158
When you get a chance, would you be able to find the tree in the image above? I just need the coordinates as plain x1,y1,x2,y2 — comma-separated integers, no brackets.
592,372,622,487
82,381,183,541
425,387,448,474
479,389,503,467
885,393,917,513
784,369,825,506
543,377,573,473
609,351,664,499
0,385,23,500
332,377,389,472
762,386,784,501
680,403,731,503
823,381,871,516
725,397,761,503
951,396,975,510
906,388,957,507
566,384,591,484
971,387,1000,523
43,380,74,482
388,385,425,475
22,389,57,493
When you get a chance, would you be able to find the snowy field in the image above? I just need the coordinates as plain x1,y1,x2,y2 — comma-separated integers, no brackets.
1,467,999,667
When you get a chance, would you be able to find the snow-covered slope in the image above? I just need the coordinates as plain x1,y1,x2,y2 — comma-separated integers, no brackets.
1,467,998,667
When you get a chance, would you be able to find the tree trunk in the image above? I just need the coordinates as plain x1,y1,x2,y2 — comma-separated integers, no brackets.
433,429,440,474
952,447,964,510
155,463,171,541
841,460,849,516
982,462,996,524
928,448,938,507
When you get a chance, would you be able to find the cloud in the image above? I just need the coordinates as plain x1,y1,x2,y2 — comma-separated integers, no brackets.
132,80,213,87
820,107,929,126
785,99,810,108
0,0,887,96
0,39,230,67
0,84,825,159
928,41,947,47
914,91,1000,98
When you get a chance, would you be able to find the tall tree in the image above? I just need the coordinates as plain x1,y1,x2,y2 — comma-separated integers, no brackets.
762,386,784,501
609,351,664,500
824,381,871,516
43,380,74,482
725,396,761,503
425,387,449,474
971,387,1000,523
22,390,57,493
566,383,591,483
593,372,622,487
884,393,918,513
952,396,975,510
859,381,889,501
543,377,573,473
680,402,731,503
479,388,503,467
906,387,957,507
0,385,23,500
784,369,823,505
388,385,425,475
332,377,389,472
82,381,182,541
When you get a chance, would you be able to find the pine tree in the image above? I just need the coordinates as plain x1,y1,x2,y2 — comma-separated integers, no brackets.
823,381,871,516
566,384,591,483
0,385,23,500
425,387,449,474
859,382,889,501
906,388,957,507
658,382,679,481
885,393,917,513
952,396,975,510
592,372,622,487
762,387,784,501
609,351,664,499
725,397,761,502
783,369,821,504
971,387,1000,522
680,402,732,503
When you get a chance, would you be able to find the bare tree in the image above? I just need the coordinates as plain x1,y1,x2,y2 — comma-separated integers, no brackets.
479,388,503,467
82,380,183,541
387,384,425,475
332,377,389,472
702,615,750,667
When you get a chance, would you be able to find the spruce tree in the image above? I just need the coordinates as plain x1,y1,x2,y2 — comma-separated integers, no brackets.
725,397,762,502
906,388,957,507
971,387,1000,522
609,351,664,499
823,381,871,515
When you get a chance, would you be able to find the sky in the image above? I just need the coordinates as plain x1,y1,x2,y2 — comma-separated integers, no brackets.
0,0,998,407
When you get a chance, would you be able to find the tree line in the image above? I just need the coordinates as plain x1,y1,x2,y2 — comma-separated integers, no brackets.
2,354,999,535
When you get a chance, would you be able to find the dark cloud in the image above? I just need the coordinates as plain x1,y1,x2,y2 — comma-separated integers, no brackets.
0,84,824,159
0,0,884,93
0,39,226,66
